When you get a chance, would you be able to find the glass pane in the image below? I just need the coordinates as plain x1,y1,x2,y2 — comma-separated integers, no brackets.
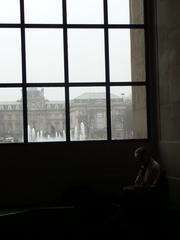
67,0,103,24
70,87,107,141
27,87,66,142
109,29,145,82
25,0,62,24
0,88,23,143
26,29,64,83
0,0,20,23
68,29,105,82
0,29,22,83
108,0,144,24
111,86,147,139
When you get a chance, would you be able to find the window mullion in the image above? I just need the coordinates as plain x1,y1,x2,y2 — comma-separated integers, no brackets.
20,0,28,143
63,0,70,142
104,0,111,141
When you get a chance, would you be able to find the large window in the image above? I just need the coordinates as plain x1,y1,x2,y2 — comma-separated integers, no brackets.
0,0,147,143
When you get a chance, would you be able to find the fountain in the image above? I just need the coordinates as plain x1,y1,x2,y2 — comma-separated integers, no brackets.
31,128,36,142
36,131,40,141
28,125,66,142
28,125,32,141
80,122,86,140
74,125,78,140
55,132,58,138
63,130,66,140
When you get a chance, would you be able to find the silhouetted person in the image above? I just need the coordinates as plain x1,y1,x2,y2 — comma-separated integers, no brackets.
111,147,168,235
130,146,160,186
121,146,161,210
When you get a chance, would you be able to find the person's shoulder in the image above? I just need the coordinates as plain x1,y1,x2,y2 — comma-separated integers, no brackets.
151,158,160,170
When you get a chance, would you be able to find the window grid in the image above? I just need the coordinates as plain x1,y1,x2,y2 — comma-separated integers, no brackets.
0,0,148,143
20,0,28,143
62,0,70,142
104,0,111,140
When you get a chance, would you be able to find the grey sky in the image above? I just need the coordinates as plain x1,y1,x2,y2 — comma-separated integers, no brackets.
25,0,62,24
0,29,22,83
109,29,131,82
26,29,64,83
67,0,104,24
0,0,20,23
35,87,65,101
108,0,130,23
0,0,131,24
0,88,22,101
68,29,105,82
0,0,133,101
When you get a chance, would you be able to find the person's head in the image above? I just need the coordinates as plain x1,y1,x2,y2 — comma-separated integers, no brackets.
134,146,150,165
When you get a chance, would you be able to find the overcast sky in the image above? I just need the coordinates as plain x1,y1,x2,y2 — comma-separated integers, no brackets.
0,0,133,101
0,0,131,24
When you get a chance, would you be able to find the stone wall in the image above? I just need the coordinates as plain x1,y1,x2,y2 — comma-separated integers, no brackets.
130,0,147,138
157,0,180,208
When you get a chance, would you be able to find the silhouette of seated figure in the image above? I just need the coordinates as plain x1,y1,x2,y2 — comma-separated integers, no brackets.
121,146,166,211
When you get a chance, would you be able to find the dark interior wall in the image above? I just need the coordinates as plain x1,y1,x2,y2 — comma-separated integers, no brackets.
157,0,180,208
0,141,154,208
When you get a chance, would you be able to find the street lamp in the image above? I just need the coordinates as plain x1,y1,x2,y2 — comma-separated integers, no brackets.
121,93,125,102
121,93,125,138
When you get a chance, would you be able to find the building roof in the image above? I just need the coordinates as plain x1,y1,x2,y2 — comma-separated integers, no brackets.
0,101,21,105
45,100,64,104
74,92,121,100
0,92,123,107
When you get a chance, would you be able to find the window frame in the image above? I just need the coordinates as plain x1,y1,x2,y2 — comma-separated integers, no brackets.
0,0,151,144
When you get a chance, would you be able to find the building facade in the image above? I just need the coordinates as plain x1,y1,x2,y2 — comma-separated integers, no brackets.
0,88,133,142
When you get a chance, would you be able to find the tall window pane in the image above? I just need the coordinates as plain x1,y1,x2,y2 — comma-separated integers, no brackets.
0,29,22,83
68,29,105,82
27,87,66,142
25,0,63,24
26,29,64,83
70,87,107,141
109,29,145,82
67,0,103,24
0,0,20,23
0,88,23,143
111,86,147,139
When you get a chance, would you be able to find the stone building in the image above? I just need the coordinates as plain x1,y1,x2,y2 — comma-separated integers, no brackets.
0,88,133,142
70,92,132,141
0,101,22,142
